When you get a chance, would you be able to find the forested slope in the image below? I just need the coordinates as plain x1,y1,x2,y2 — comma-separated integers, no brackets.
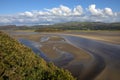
35,22,120,31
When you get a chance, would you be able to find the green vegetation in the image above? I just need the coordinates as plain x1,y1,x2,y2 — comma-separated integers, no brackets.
1,22,120,31
35,22,120,32
35,27,65,32
0,31,75,80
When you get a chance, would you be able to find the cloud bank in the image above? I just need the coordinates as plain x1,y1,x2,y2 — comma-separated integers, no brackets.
0,4,120,25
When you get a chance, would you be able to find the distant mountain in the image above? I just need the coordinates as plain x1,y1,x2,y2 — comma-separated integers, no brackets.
0,31,75,80
35,22,120,31
0,25,17,30
0,25,33,30
0,22,120,30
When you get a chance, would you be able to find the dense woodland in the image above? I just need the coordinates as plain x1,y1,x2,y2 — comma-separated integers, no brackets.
0,31,75,80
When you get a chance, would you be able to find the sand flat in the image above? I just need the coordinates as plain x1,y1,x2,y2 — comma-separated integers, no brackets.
9,31,120,80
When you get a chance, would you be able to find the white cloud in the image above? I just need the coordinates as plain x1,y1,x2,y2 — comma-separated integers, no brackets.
59,5,71,16
0,18,11,23
47,5,72,16
38,11,50,16
0,4,120,25
45,5,83,16
73,5,83,15
88,4,116,17
104,8,113,16
88,4,104,17
20,11,33,17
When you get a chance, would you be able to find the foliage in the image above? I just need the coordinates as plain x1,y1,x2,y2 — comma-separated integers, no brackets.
35,22,120,31
35,28,64,32
0,31,75,80
1,22,120,31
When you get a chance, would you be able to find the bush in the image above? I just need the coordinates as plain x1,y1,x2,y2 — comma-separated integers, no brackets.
0,31,75,80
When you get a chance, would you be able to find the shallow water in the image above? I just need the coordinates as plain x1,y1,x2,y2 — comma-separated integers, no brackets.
19,38,50,62
40,36,50,42
62,35,120,80
11,31,120,80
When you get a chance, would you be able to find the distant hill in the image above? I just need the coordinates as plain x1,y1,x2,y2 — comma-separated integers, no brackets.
35,22,120,31
0,31,75,80
0,22,120,30
0,25,30,30
0,25,17,30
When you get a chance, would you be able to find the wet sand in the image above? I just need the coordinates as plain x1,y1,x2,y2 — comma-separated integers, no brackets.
65,31,120,45
62,34,120,80
9,31,120,80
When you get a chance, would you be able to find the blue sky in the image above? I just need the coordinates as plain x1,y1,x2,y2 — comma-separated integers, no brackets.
0,0,119,14
0,0,120,25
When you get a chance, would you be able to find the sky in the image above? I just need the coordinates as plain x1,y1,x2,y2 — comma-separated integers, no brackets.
0,0,120,25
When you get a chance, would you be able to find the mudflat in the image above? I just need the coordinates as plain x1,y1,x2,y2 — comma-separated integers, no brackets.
65,31,120,44
9,30,120,80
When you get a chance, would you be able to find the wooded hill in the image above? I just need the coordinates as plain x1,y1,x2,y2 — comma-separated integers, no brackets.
0,22,120,31
35,22,120,32
0,31,75,80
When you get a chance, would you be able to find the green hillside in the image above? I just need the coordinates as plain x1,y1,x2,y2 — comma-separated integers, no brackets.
35,22,120,31
0,31,75,80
